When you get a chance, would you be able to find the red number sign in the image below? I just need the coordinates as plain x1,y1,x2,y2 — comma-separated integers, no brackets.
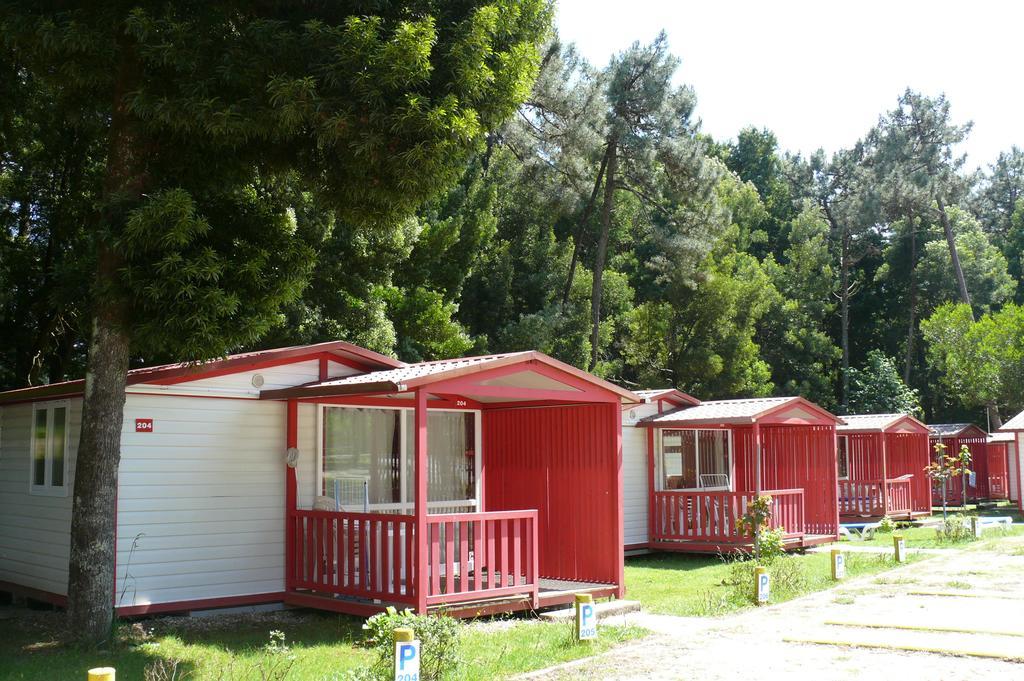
135,418,154,433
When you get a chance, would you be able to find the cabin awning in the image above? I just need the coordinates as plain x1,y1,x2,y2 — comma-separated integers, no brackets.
261,351,641,404
929,423,987,438
999,410,1024,432
837,413,930,435
637,396,843,428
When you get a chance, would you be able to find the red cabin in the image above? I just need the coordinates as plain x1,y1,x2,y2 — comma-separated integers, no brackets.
835,414,931,520
265,351,638,617
929,423,991,504
985,435,1011,500
635,396,842,553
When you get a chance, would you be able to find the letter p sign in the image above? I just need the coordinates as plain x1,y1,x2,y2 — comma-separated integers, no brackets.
575,594,598,640
394,640,419,681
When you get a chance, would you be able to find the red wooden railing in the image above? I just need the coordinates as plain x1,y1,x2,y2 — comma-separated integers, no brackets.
885,475,913,516
425,510,538,607
839,476,914,517
290,510,417,604
288,509,538,608
651,489,805,544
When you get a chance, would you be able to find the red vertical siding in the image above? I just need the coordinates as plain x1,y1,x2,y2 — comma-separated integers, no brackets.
931,435,990,502
733,424,838,536
483,404,619,585
887,432,931,513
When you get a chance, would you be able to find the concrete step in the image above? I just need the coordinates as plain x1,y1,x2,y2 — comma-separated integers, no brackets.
538,599,642,622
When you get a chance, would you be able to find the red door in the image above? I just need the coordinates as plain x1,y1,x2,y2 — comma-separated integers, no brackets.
988,445,1009,499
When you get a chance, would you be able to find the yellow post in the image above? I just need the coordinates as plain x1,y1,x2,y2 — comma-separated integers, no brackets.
575,593,597,640
393,626,418,679
754,565,769,605
87,669,115,681
893,533,905,563
393,627,414,643
830,548,845,580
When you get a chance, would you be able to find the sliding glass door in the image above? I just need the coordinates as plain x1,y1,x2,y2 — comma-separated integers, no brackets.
320,405,479,514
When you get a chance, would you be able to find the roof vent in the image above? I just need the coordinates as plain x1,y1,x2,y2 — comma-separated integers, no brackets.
252,374,265,388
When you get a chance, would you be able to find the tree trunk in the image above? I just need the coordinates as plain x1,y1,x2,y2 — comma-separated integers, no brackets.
839,228,850,410
562,146,611,309
66,268,130,642
903,217,918,385
67,29,145,643
937,196,972,308
588,139,617,371
988,402,1003,429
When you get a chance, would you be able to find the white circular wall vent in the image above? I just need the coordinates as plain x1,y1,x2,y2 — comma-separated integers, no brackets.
251,373,265,388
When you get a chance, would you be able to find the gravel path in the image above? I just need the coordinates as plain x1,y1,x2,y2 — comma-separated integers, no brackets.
521,535,1024,680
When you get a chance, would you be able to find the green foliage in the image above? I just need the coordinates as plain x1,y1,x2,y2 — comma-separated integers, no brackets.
921,302,1024,416
935,514,974,544
846,350,922,415
357,608,461,681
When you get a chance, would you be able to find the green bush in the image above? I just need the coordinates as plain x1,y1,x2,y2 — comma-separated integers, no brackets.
935,514,974,543
351,607,462,681
877,516,896,533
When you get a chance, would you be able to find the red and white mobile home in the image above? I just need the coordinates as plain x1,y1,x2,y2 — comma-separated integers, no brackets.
0,342,638,617
928,423,992,504
623,392,842,553
835,414,931,520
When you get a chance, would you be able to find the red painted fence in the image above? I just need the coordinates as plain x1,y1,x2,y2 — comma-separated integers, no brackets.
838,476,913,518
651,489,805,544
289,509,538,608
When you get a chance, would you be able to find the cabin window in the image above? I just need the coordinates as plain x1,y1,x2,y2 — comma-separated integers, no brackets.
837,436,849,480
29,402,69,496
660,429,731,491
320,405,479,514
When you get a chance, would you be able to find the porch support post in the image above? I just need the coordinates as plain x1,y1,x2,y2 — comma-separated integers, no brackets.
832,426,840,538
646,427,656,548
614,402,625,598
414,389,429,614
285,399,298,591
752,421,762,497
880,433,890,515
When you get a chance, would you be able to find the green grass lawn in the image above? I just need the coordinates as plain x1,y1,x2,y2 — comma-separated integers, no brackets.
849,523,1024,549
625,549,928,617
0,609,647,681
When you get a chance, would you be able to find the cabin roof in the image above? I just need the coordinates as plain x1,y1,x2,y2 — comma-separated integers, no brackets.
638,396,842,427
635,388,701,407
260,350,641,403
0,340,402,405
988,431,1014,443
929,423,987,438
1000,410,1024,432
837,413,930,434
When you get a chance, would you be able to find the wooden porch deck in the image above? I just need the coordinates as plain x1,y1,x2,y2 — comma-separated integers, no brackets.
285,578,616,618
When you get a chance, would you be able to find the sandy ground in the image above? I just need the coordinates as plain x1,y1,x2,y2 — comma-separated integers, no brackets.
522,535,1024,680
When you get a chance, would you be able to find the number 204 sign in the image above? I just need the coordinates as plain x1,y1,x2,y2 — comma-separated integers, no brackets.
394,640,420,681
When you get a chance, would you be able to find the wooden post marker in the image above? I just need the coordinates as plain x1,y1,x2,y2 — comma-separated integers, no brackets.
971,517,983,538
893,533,906,563
830,548,845,580
88,669,115,681
754,565,770,605
393,627,419,681
575,593,598,640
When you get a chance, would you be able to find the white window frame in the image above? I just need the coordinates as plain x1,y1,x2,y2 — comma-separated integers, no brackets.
315,403,482,514
656,427,734,492
837,435,850,481
29,400,71,497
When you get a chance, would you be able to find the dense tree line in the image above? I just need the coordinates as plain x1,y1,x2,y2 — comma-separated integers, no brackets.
6,32,1024,427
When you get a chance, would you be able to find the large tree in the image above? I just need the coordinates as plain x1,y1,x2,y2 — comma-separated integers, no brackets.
2,0,548,642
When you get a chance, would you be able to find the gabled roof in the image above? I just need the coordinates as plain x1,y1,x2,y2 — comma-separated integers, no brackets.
635,388,700,408
837,413,930,435
1001,410,1024,432
260,351,641,403
0,341,402,405
929,423,988,438
638,396,842,427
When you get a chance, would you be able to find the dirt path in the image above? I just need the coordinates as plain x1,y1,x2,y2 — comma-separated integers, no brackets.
523,535,1024,680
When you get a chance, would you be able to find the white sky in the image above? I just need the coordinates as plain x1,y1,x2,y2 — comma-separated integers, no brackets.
557,0,1023,171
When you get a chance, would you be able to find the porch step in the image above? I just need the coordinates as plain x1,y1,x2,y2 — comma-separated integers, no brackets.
538,599,641,622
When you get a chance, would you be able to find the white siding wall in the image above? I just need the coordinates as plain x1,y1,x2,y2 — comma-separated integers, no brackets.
1008,441,1019,503
622,403,661,548
116,394,288,607
0,399,82,596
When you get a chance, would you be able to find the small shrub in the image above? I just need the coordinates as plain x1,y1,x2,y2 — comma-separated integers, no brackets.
877,516,896,533
144,659,189,681
721,548,807,603
353,607,461,681
935,515,974,544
